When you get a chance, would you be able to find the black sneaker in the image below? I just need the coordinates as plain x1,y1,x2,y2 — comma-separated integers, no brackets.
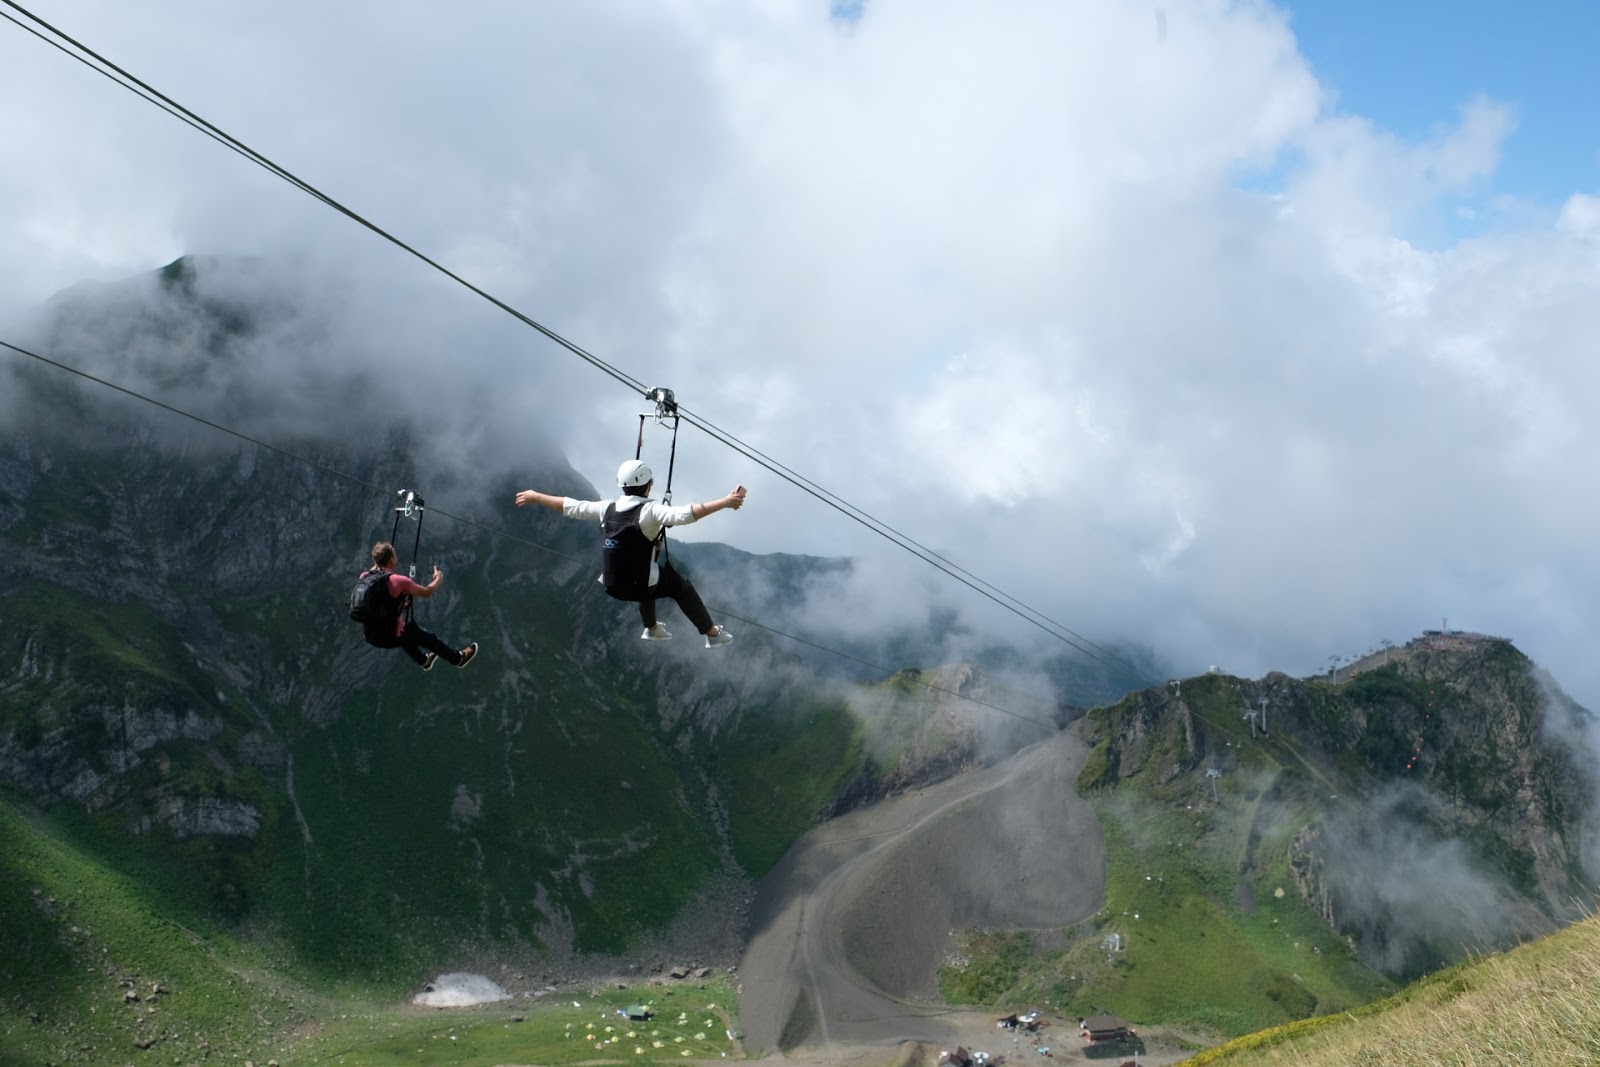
420,651,439,672
457,642,478,669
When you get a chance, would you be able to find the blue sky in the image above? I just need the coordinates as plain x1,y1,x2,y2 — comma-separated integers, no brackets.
1286,0,1600,208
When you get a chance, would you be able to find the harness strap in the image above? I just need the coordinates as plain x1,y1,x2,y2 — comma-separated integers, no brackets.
633,387,681,560
388,506,406,622
407,506,425,622
657,415,680,565
391,489,426,624
661,415,679,505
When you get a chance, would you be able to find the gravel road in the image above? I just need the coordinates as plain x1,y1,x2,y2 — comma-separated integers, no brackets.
737,728,1131,1061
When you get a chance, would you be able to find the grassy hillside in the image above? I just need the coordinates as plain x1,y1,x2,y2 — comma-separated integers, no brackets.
0,549,872,941
8,257,1594,1064
0,256,1135,1039
938,788,1393,1036
718,696,865,873
1176,912,1600,1065
0,791,325,1065
938,650,1598,1042
939,673,1394,1033
1,789,745,1066
0,401,895,1066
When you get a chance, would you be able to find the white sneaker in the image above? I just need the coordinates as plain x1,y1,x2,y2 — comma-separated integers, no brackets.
641,624,673,641
705,628,734,649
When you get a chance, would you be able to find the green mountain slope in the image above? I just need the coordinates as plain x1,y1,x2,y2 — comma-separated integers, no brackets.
7,258,1596,1065
0,791,331,1065
939,644,1597,1045
0,258,1081,1061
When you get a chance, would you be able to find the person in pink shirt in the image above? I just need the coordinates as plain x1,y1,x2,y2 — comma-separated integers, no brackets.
358,541,478,670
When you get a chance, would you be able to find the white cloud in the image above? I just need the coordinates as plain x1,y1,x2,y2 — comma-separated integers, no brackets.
3,1,1599,705
1558,193,1600,236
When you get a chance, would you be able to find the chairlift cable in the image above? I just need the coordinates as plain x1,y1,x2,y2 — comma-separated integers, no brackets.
0,336,1064,732
0,1,1160,690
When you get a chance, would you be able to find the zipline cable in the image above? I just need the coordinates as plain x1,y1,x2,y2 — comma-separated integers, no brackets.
0,2,649,400
0,9,270,173
0,0,1162,691
0,0,1156,688
0,336,1063,733
673,407,1159,684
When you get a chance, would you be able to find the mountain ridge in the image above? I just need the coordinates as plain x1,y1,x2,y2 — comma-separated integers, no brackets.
1073,636,1596,984
4,257,1097,990
5,257,1599,1065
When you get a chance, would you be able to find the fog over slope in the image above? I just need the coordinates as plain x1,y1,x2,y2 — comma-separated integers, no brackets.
2,3,1599,704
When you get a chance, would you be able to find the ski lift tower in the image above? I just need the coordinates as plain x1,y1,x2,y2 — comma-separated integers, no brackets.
1257,696,1269,735
1205,768,1221,801
1242,706,1260,739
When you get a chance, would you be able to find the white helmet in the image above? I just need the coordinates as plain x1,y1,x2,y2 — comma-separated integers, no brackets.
617,459,654,488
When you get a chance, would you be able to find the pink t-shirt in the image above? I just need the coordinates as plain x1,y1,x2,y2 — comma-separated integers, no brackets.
383,571,425,637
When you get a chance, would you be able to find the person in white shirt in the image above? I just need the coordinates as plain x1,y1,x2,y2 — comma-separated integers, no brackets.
515,460,747,648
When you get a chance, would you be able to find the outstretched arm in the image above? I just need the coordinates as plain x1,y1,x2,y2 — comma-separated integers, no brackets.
690,485,747,520
515,489,565,512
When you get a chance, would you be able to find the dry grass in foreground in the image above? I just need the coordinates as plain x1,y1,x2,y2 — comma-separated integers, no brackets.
1177,912,1600,1066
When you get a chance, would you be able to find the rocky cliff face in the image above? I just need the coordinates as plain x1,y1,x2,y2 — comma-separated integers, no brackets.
1079,641,1599,978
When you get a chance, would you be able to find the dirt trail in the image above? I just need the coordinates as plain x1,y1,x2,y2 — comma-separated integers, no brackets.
736,730,1109,1057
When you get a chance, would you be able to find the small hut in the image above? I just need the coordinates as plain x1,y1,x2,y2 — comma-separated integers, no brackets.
939,1046,974,1067
1078,1015,1132,1043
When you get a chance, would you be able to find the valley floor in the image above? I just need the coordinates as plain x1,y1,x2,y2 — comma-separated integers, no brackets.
731,729,1203,1065
729,1017,1201,1067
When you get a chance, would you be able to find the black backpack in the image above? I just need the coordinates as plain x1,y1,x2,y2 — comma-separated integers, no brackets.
349,568,405,646
600,502,658,602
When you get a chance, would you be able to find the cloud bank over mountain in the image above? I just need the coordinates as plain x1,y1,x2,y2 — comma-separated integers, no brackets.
2,1,1597,702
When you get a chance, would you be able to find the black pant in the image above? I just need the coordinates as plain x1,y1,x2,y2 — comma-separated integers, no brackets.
397,622,461,666
639,558,714,634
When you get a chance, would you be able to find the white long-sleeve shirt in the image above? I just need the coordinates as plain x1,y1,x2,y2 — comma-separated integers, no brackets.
563,495,698,586
561,494,698,537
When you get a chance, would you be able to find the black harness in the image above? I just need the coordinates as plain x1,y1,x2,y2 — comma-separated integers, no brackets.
600,500,658,602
